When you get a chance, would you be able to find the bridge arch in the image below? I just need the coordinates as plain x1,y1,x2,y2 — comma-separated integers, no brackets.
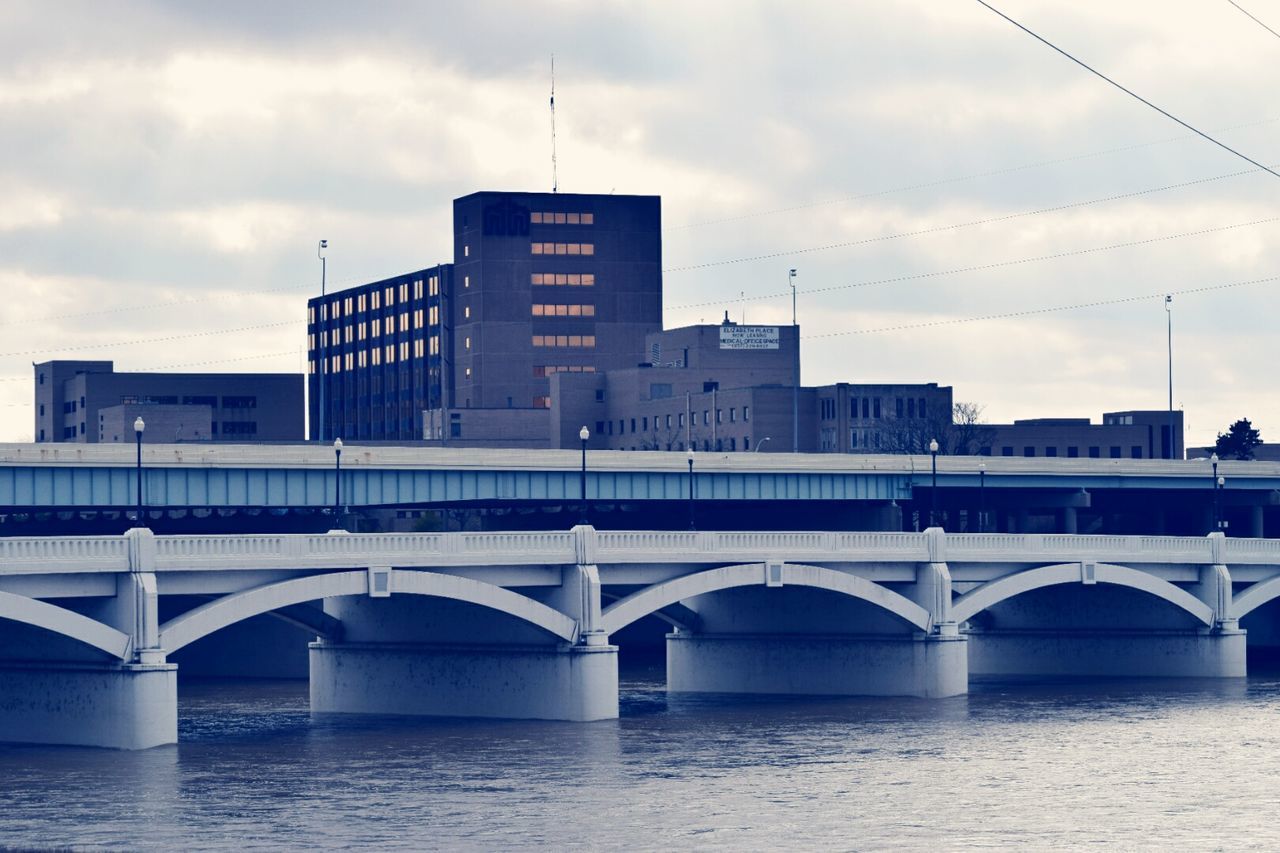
599,562,930,637
0,590,131,660
159,569,578,654
1232,575,1280,619
952,563,1213,627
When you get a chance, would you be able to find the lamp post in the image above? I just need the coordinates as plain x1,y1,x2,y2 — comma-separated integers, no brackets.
978,460,986,533
929,438,940,528
789,268,798,453
317,239,328,442
753,436,772,453
1217,474,1226,534
1211,452,1220,532
687,447,696,531
579,425,589,525
332,437,343,530
1167,294,1172,458
133,416,145,526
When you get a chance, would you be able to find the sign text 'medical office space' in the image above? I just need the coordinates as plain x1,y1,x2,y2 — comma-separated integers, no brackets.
719,326,779,350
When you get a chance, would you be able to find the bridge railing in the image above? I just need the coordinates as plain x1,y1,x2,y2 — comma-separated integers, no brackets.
0,536,129,574
7,529,1280,576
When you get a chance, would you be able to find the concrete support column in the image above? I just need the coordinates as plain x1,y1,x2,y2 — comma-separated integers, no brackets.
310,641,617,721
1015,508,1030,534
0,662,177,749
1250,505,1265,539
1061,506,1078,535
666,632,966,698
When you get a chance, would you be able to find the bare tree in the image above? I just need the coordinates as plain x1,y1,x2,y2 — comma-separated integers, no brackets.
879,401,995,456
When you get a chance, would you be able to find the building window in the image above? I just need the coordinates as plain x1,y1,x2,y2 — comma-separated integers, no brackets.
464,275,470,288
1045,447,1057,457
464,306,471,320
1067,446,1079,458
532,304,595,317
532,273,595,287
1110,446,1122,458
873,398,881,418
896,398,904,418
1002,447,1013,456
534,396,551,409
531,211,594,224
464,245,470,257
221,421,258,436
743,406,750,421
1131,446,1143,458
532,335,596,348
531,242,595,256
221,396,257,409
1023,447,1035,457
465,336,471,350
596,421,604,434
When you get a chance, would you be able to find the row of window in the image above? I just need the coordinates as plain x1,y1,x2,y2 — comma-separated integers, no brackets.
997,446,1144,459
606,406,751,436
531,242,594,256
532,273,595,286
311,275,443,323
534,365,597,377
532,303,595,317
599,435,756,453
530,211,594,224
826,396,930,421
532,335,596,348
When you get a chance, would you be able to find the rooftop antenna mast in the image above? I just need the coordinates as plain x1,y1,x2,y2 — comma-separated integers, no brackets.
550,54,558,193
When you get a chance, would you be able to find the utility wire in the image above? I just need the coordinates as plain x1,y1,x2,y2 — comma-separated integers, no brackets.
1226,0,1280,40
666,116,1280,231
0,319,301,359
663,163,1266,273
665,214,1280,311
803,274,1280,339
975,0,1280,180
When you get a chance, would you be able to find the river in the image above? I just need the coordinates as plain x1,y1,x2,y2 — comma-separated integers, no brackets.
1,663,1278,850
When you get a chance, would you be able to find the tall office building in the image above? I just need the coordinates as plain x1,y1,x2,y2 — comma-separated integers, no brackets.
308,266,452,441
309,191,663,441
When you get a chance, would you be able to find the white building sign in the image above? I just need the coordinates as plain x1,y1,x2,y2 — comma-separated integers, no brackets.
719,325,780,350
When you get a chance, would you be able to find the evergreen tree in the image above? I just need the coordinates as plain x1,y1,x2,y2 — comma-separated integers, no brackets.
1213,418,1262,460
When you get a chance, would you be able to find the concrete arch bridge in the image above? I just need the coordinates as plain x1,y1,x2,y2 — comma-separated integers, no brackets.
1,525,1278,748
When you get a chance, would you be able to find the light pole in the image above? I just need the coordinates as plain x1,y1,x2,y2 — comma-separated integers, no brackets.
929,438,939,528
789,268,798,454
978,460,986,533
1211,452,1220,532
134,416,145,526
1217,474,1226,534
317,239,328,442
579,425,589,525
1165,294,1174,459
753,436,772,452
687,448,696,531
332,437,344,530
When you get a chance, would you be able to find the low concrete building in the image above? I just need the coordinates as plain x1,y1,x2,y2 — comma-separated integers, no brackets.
987,410,1184,460
34,360,303,443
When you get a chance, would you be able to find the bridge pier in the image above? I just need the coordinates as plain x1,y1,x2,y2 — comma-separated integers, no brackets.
309,639,617,721
0,661,176,750
666,630,966,697
966,628,1245,679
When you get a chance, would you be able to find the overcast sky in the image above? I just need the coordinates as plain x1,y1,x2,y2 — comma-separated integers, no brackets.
2,0,1278,447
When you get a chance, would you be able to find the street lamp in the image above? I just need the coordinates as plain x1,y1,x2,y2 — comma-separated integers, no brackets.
753,436,772,452
579,425,590,525
978,460,986,533
1217,474,1226,533
317,239,328,442
929,438,940,528
789,268,799,453
1211,452,1220,532
134,416,145,526
687,447,696,531
1165,294,1174,459
332,437,344,530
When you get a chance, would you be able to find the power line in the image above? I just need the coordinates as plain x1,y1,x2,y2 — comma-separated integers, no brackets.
1226,0,1280,40
0,319,302,359
975,0,1280,180
803,274,1280,339
0,349,302,384
665,214,1280,311
665,116,1280,231
663,163,1266,274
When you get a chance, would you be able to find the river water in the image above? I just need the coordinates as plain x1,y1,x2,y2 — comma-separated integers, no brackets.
1,664,1279,851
